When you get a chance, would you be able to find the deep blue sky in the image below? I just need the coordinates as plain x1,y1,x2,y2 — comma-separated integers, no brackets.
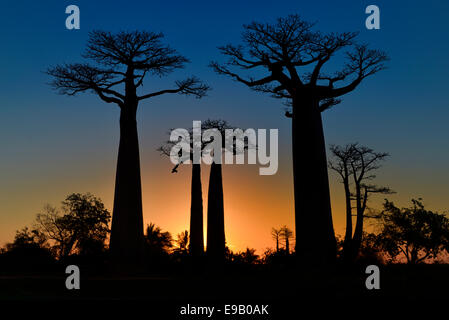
0,0,448,248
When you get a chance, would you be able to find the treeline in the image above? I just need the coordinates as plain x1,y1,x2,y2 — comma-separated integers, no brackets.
0,193,291,274
2,193,448,276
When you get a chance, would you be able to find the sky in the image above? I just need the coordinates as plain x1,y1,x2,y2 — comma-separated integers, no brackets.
0,0,448,254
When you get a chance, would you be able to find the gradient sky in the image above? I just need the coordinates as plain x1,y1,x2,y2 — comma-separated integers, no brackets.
1,0,448,254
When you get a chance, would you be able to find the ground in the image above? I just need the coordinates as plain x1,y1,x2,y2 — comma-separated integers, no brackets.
0,264,448,317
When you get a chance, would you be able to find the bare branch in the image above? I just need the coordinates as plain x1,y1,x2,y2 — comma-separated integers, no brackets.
138,76,209,100
46,63,125,107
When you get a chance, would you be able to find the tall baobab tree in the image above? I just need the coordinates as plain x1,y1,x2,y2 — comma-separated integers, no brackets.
159,130,205,258
159,119,239,262
47,31,208,264
211,15,388,265
202,119,234,263
329,143,393,262
280,225,294,255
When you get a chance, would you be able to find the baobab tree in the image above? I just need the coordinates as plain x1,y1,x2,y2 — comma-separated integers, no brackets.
159,119,239,262
329,143,393,262
47,31,208,264
159,130,205,258
211,15,388,265
202,119,234,263
280,225,294,255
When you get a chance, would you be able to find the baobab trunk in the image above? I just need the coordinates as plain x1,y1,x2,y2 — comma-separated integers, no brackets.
109,105,144,264
189,163,204,256
292,97,336,266
206,162,225,262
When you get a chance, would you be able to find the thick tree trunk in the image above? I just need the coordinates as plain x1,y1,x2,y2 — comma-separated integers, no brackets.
109,105,144,265
292,97,336,266
189,163,204,256
206,162,225,262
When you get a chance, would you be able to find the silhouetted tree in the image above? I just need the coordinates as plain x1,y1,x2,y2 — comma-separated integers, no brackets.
47,31,208,264
144,223,173,256
202,119,234,263
357,232,384,265
329,143,393,261
175,230,190,255
234,248,260,264
5,227,48,252
211,15,388,265
280,226,294,255
375,199,449,264
271,228,282,253
2,228,55,271
159,129,205,258
328,144,356,259
33,193,111,258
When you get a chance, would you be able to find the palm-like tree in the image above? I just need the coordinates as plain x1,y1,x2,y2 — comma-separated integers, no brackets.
144,223,173,255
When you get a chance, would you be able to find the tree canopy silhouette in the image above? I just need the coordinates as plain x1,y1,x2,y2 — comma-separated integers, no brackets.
47,31,209,265
34,193,110,258
271,228,282,253
144,223,173,256
375,199,449,264
328,143,394,262
211,14,388,265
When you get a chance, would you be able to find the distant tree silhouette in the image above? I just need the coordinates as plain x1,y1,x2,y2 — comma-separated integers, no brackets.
159,129,205,258
47,31,209,265
174,230,189,255
201,119,235,263
144,223,173,256
271,228,282,253
33,193,110,258
5,227,48,252
357,232,384,265
329,143,393,261
211,15,388,265
280,226,294,255
328,144,355,260
2,228,55,272
226,247,260,265
375,199,449,264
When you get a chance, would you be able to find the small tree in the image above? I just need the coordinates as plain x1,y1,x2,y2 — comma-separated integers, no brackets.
175,230,190,255
3,228,55,271
144,223,173,256
328,143,393,261
271,228,282,253
5,227,48,252
376,199,449,264
33,193,110,258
